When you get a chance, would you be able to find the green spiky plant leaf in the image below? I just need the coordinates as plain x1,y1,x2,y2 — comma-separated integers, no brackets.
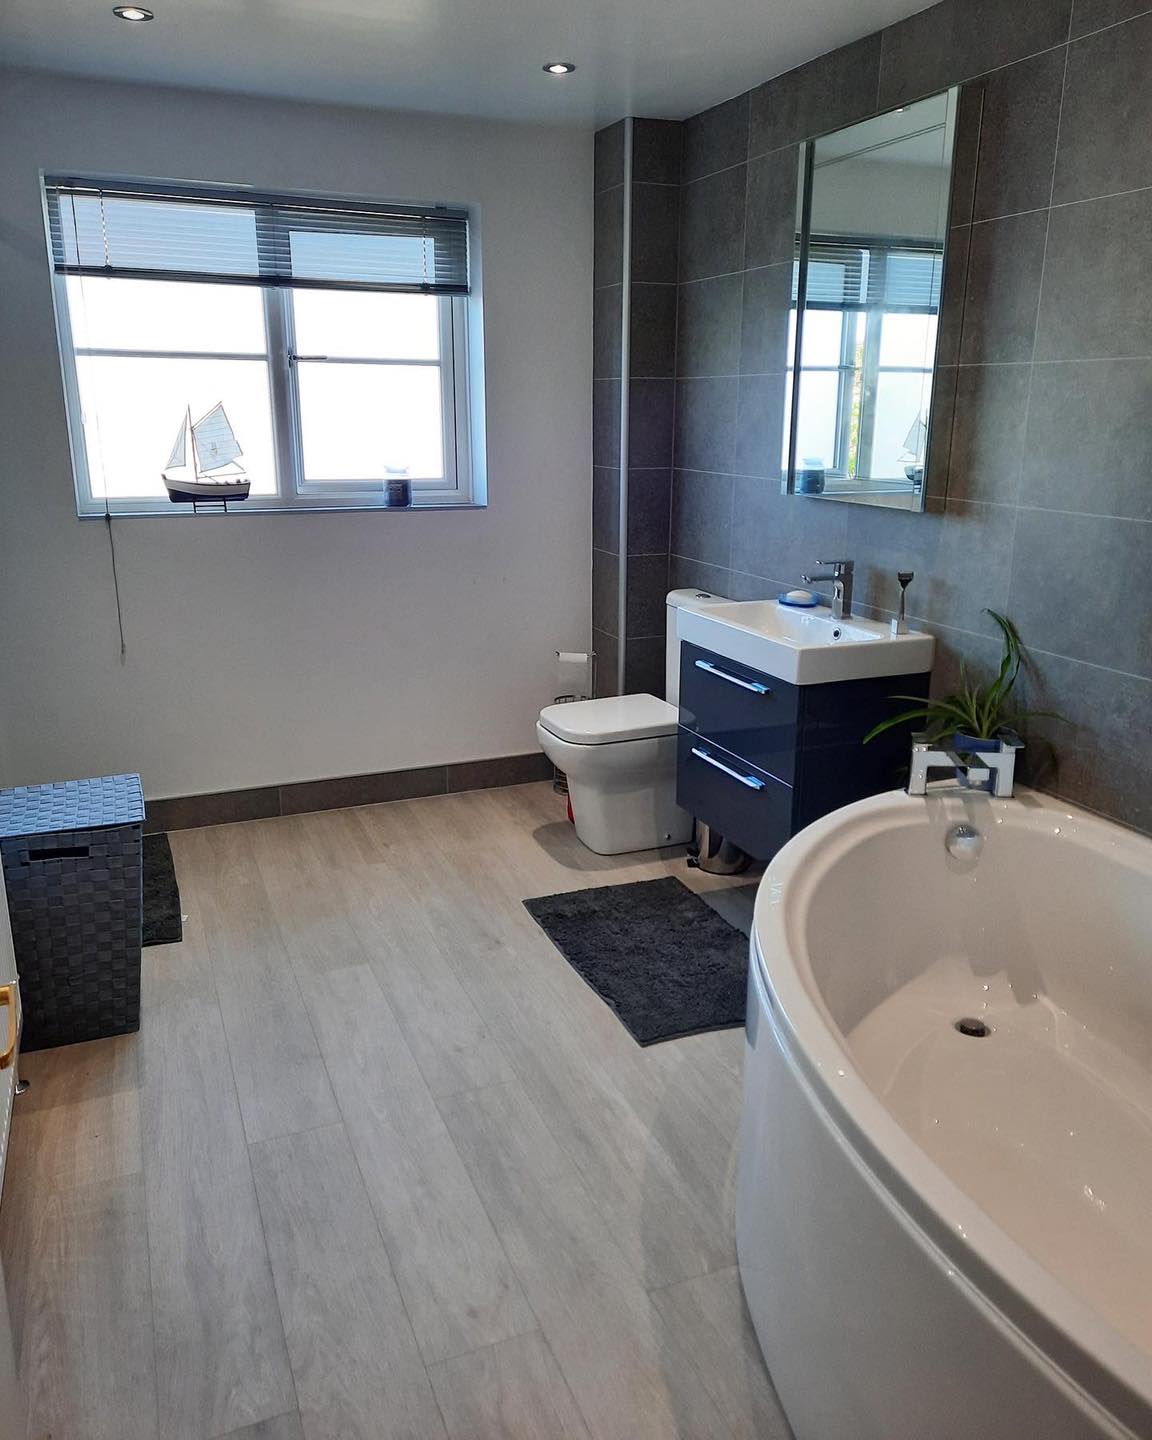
864,610,1060,745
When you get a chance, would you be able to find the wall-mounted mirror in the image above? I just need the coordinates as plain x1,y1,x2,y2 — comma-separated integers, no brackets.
784,88,960,511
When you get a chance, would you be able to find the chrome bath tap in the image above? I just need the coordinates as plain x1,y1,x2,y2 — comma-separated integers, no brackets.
801,559,855,619
907,734,1024,799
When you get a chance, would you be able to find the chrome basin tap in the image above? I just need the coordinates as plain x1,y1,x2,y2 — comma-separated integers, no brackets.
801,559,855,619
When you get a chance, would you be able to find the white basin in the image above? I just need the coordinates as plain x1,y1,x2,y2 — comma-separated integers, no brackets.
677,599,934,685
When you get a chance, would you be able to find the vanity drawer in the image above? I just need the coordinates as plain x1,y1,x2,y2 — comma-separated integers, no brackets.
676,729,795,861
679,642,799,783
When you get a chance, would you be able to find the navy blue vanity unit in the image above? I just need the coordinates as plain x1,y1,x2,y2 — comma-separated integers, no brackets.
677,641,928,862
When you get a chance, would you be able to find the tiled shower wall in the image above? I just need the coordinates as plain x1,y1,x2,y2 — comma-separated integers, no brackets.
596,0,1152,834
592,119,683,696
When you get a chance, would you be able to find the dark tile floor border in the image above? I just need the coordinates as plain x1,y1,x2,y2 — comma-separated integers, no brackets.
143,752,553,833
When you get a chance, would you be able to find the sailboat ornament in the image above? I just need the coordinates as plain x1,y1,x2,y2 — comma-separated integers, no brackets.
162,403,251,507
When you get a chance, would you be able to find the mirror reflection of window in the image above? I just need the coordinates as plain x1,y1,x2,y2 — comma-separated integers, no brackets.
785,88,960,511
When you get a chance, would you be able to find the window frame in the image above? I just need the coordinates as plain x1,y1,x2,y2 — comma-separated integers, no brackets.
46,180,482,518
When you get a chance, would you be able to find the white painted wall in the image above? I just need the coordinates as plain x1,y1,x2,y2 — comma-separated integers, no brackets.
0,69,592,799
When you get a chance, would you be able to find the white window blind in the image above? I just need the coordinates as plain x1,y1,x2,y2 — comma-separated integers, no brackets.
45,178,470,296
796,235,942,313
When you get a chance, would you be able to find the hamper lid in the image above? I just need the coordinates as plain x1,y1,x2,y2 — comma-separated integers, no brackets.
0,774,145,838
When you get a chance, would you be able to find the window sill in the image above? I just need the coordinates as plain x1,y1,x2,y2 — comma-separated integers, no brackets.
77,500,487,519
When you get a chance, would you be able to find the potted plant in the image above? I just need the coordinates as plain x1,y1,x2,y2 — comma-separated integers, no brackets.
864,610,1055,753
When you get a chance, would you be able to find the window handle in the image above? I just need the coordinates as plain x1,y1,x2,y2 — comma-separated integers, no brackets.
289,354,329,363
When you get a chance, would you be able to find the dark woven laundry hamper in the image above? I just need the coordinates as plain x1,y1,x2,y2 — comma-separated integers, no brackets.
0,774,144,1052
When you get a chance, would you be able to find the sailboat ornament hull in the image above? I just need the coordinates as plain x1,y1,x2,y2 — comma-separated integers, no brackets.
163,403,252,505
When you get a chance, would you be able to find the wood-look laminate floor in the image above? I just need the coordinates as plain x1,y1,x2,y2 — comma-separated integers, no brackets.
0,782,790,1440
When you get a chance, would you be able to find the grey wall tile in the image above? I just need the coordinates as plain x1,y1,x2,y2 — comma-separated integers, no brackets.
676,273,743,377
595,122,625,192
628,379,676,466
948,84,984,228
1019,649,1152,831
592,378,621,467
968,48,1066,222
145,786,281,832
594,184,623,288
1022,359,1152,518
673,377,739,472
670,470,734,567
632,118,683,184
1054,12,1152,203
749,34,882,156
623,635,666,697
592,464,621,553
682,93,750,182
923,364,958,501
733,373,787,478
606,0,1152,837
630,182,681,284
593,284,622,380
592,628,619,697
878,0,1072,109
1009,508,1152,675
629,284,678,379
626,553,672,636
740,262,793,375
945,363,1030,504
745,146,800,270
592,547,620,637
679,165,747,281
280,766,446,815
446,754,553,791
937,225,971,367
1037,188,1152,360
726,570,783,600
1071,0,1152,36
627,468,672,554
728,475,849,586
960,210,1047,364
849,499,1015,634
668,555,735,597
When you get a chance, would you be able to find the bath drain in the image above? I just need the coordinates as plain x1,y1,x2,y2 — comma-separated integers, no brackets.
954,1017,991,1038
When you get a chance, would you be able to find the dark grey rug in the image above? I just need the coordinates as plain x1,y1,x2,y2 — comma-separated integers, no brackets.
523,876,747,1046
143,832,183,946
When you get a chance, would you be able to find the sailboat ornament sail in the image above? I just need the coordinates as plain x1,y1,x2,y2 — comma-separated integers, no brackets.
162,403,252,506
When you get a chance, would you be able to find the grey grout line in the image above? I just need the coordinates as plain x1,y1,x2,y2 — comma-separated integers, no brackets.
1003,34,1070,626
1070,3,1152,42
1050,177,1152,212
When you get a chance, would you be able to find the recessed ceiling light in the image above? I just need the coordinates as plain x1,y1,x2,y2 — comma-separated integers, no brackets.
113,5,154,19
543,61,576,75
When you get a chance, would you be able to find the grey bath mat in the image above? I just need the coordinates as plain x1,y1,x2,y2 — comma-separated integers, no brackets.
143,832,183,946
523,876,747,1045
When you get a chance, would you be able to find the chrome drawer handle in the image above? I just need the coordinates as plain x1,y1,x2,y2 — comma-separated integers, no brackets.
694,659,770,694
690,747,766,791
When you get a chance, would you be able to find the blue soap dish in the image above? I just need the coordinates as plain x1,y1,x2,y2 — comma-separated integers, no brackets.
778,590,819,608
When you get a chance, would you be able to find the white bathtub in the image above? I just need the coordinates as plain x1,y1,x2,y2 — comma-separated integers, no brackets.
737,787,1152,1440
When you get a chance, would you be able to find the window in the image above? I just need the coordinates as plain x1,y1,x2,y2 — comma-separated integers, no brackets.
45,178,481,514
786,236,940,490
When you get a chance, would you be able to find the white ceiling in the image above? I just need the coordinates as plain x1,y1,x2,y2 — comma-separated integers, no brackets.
1,0,936,127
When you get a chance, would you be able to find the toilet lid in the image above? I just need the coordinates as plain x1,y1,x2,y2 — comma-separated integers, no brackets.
539,694,678,745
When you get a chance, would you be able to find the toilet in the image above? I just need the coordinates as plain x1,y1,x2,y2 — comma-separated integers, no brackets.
537,589,726,855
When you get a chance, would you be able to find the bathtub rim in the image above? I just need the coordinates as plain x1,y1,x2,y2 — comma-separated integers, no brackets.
751,785,1152,1438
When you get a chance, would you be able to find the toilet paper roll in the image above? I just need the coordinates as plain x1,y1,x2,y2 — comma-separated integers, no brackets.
556,651,593,699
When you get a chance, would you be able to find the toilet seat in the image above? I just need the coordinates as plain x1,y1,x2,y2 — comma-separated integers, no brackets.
538,693,678,746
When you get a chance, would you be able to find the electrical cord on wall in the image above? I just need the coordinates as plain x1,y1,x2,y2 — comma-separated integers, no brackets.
68,190,128,661
104,509,127,661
